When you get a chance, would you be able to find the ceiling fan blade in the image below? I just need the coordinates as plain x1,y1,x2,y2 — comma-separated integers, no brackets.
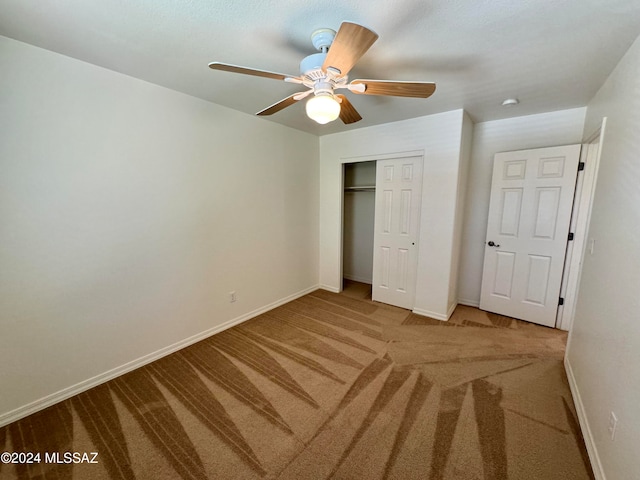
349,79,436,98
209,62,297,81
256,94,299,116
336,95,362,124
322,22,378,76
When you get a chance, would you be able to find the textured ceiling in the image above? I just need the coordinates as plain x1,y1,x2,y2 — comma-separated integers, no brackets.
1,0,640,135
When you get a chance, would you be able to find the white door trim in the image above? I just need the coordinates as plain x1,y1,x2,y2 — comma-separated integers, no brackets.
558,118,607,331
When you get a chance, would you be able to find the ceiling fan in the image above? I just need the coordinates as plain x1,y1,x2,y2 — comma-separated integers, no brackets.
208,22,436,125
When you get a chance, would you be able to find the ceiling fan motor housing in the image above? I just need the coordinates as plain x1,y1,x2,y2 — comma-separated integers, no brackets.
312,81,334,97
300,52,327,77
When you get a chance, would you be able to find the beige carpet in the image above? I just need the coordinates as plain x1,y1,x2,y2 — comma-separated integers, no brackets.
0,281,594,479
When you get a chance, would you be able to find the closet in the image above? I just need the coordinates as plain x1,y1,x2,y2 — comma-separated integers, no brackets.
342,161,376,285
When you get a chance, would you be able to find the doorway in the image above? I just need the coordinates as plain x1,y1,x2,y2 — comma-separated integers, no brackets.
342,155,423,310
558,120,607,331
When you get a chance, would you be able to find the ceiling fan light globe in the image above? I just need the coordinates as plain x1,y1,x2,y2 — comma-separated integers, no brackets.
306,95,341,124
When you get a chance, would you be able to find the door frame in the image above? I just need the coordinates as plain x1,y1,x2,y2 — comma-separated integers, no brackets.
339,150,424,295
557,118,607,331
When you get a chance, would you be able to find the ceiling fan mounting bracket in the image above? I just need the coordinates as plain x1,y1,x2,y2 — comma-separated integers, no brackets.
310,28,336,52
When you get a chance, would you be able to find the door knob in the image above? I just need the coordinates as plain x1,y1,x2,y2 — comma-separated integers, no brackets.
487,241,500,247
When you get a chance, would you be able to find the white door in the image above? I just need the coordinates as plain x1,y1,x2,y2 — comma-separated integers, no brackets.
372,156,423,309
479,145,581,327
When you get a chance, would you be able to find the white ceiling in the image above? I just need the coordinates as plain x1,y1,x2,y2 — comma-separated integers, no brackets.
1,0,639,135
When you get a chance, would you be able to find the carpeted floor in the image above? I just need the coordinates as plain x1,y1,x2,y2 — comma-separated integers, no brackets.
0,281,594,479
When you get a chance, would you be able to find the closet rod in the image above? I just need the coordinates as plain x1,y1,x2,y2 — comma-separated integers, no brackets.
344,186,376,192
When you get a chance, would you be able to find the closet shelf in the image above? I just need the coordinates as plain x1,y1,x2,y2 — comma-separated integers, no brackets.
344,186,376,192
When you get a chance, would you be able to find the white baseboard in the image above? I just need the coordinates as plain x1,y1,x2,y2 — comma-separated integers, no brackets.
412,302,456,321
0,284,320,428
343,274,373,284
564,357,605,480
458,298,480,308
319,284,340,293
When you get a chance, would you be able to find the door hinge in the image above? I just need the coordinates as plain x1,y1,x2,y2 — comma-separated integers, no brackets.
568,232,574,241
578,162,585,171
558,297,565,306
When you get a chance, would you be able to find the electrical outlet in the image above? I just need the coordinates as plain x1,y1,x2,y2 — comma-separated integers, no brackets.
589,238,595,255
608,411,618,440
229,291,237,303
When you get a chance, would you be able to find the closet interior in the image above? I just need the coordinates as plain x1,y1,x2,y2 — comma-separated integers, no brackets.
342,161,376,286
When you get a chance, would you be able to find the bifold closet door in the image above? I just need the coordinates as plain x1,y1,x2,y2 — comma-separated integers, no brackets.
372,156,423,309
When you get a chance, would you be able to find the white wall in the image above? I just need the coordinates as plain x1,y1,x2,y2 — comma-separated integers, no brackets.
566,34,640,480
319,109,466,319
343,161,376,283
457,108,586,306
0,36,319,422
